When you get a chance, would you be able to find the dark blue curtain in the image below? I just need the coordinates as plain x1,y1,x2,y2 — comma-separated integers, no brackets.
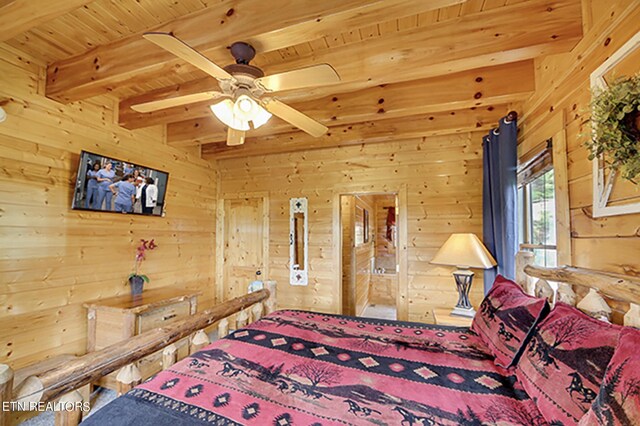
482,116,518,293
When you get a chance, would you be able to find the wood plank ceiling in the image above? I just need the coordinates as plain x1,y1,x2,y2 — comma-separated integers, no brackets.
1,0,584,159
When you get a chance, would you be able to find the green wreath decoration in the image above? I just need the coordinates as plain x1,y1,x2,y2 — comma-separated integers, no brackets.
586,74,640,183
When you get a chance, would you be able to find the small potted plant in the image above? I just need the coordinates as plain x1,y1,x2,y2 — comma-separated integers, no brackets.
128,238,158,296
587,74,640,183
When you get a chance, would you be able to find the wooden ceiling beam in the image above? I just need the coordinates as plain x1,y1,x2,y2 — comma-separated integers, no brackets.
45,0,468,103
166,61,535,146
201,103,512,160
0,0,93,42
120,0,580,132
249,0,581,94
123,60,534,131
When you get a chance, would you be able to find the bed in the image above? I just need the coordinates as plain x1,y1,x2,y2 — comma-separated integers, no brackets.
9,254,640,426
83,310,542,425
81,255,640,426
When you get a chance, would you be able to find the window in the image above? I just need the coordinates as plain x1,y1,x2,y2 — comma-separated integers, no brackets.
518,168,557,267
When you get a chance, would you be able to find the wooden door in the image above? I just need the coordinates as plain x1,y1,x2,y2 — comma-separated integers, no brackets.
222,197,265,301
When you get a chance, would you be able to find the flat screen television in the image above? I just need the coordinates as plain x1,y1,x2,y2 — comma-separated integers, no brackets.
72,151,169,216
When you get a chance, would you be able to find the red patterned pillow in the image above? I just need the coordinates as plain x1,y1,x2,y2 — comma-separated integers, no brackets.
471,275,549,368
578,327,640,425
516,303,623,425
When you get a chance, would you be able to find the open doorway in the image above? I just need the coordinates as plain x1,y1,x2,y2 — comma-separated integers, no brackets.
340,193,398,321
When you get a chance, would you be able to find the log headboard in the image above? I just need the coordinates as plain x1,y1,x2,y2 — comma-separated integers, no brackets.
515,251,640,327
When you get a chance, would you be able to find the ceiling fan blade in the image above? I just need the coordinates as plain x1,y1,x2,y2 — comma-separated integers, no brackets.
143,32,234,81
255,64,340,92
227,128,246,146
262,98,328,137
130,91,225,113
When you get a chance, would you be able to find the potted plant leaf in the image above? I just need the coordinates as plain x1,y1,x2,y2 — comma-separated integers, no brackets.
128,239,158,296
587,74,640,183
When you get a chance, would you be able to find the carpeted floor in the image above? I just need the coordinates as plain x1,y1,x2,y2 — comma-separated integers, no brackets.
361,303,397,320
22,387,116,426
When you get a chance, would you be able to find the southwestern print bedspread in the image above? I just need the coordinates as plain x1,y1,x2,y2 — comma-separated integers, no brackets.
84,310,549,426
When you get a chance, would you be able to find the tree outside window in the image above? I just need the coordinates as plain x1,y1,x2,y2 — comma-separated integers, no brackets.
519,169,557,267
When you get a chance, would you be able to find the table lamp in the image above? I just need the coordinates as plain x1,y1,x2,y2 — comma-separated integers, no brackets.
430,233,497,317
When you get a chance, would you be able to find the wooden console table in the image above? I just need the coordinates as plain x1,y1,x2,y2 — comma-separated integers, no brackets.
84,288,200,390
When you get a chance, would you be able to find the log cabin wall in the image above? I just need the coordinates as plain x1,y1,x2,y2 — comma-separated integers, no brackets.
518,0,640,277
0,46,217,369
340,196,355,316
217,133,485,323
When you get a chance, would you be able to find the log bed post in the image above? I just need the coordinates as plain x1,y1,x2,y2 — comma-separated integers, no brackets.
0,364,13,426
515,251,535,294
217,318,229,338
162,343,178,369
53,390,83,426
115,364,141,396
251,302,263,322
236,309,249,329
190,330,210,354
264,280,277,314
625,304,640,328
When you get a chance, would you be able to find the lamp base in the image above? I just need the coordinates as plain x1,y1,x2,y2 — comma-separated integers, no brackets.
451,306,476,318
451,269,475,317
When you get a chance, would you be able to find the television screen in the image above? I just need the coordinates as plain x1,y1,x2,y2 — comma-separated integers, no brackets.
72,151,169,216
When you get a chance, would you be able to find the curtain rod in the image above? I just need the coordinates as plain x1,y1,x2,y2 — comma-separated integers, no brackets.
504,110,518,124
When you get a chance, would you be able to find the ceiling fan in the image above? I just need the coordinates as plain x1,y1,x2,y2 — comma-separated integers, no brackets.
131,32,341,146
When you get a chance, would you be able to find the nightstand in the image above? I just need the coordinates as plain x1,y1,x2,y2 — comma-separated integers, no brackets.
84,287,200,390
432,307,474,327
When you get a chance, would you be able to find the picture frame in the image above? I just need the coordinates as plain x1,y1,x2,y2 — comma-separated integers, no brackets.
590,31,640,218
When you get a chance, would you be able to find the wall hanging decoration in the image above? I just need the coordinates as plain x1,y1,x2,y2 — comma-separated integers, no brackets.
588,31,640,217
289,197,308,286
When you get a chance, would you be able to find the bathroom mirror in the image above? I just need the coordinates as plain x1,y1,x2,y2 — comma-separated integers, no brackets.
289,197,308,285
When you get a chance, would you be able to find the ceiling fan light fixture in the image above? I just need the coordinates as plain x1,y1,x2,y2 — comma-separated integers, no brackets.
232,95,272,129
236,96,254,113
210,99,249,131
251,106,272,129
211,94,272,130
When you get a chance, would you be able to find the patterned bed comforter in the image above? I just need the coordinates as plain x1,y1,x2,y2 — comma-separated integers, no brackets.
84,310,549,425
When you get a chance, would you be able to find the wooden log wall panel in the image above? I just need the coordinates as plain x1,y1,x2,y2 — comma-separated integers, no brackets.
518,0,640,277
0,47,217,369
217,133,485,323
341,196,355,316
44,0,467,102
124,60,534,131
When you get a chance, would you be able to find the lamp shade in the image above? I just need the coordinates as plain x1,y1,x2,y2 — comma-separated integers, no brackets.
430,233,497,269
